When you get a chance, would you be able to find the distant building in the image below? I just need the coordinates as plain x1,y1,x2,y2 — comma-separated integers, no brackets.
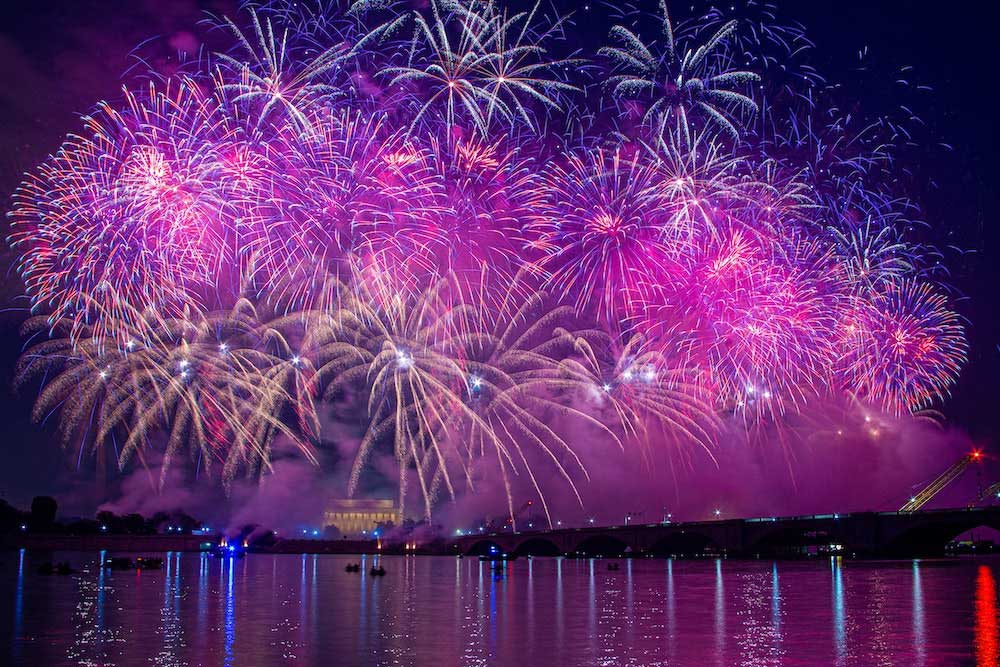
324,499,401,537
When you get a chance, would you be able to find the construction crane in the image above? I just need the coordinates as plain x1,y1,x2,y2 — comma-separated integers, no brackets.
899,450,982,512
506,500,534,530
969,481,1000,506
485,500,535,532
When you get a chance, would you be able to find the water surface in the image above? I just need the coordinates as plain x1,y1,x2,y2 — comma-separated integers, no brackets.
1,551,996,666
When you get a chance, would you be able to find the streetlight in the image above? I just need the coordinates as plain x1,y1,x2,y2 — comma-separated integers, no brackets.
714,509,721,518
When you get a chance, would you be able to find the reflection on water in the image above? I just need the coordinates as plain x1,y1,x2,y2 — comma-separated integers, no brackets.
832,556,846,665
913,561,925,667
1,552,997,666
976,565,998,667
713,558,724,667
12,550,23,666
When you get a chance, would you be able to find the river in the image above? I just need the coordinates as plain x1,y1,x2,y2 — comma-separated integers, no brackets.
0,550,996,666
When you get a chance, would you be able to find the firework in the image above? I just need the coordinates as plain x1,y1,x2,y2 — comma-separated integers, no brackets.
7,0,967,522
839,280,966,416
379,0,577,136
600,2,760,138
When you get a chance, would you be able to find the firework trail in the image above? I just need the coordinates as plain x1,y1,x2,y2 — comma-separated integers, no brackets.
7,0,967,521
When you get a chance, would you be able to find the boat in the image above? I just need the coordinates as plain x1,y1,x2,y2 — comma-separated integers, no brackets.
211,540,246,558
345,563,361,573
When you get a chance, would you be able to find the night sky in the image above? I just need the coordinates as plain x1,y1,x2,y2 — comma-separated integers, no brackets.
0,0,995,512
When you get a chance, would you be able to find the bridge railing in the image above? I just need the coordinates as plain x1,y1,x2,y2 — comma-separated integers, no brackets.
460,506,1000,541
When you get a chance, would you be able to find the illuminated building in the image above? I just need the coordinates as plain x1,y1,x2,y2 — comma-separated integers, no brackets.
323,499,401,537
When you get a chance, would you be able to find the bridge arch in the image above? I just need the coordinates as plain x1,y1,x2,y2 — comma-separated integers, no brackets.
514,537,561,557
572,534,630,557
464,539,505,557
884,518,1000,557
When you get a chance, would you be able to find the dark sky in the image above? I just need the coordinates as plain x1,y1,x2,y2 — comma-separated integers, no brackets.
0,1,995,509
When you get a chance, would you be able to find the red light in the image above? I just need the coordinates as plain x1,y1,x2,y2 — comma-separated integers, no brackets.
975,565,998,666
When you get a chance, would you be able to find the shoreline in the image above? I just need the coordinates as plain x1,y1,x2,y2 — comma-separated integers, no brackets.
3,535,994,561
1,534,392,555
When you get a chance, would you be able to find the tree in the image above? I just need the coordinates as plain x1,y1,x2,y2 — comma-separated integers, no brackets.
30,496,58,528
0,499,29,533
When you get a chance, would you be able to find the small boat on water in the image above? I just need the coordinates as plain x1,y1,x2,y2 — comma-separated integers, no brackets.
345,563,361,573
369,566,386,577
211,539,246,558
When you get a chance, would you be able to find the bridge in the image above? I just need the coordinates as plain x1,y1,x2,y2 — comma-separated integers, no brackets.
450,506,1000,558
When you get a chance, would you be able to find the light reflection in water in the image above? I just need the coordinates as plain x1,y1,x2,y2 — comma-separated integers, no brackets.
833,556,846,666
309,554,318,647
587,559,596,658
527,556,535,646
300,553,308,654
771,562,784,662
714,558,725,667
975,565,998,667
12,549,24,664
913,560,926,667
224,557,235,667
97,549,105,639
734,560,783,666
665,559,675,664
158,551,186,661
453,556,462,657
1,551,994,666
197,553,207,635
555,557,564,649
626,558,634,619
489,561,498,657
771,563,781,631
476,559,484,649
